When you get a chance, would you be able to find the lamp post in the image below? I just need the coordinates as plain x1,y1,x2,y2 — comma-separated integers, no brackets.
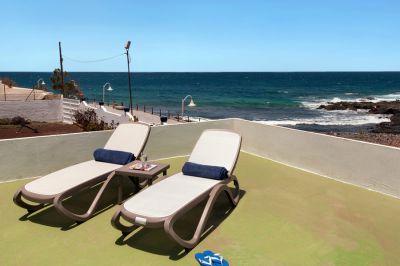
26,78,45,101
102,82,113,103
37,78,46,87
181,95,196,118
125,41,133,115
35,78,45,100
1,80,5,101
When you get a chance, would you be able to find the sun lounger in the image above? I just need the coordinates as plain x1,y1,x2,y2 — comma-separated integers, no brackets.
111,129,242,249
13,123,150,222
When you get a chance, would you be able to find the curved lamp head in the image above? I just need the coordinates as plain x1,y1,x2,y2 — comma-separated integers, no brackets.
188,98,196,107
40,81,46,86
107,85,113,91
125,41,131,50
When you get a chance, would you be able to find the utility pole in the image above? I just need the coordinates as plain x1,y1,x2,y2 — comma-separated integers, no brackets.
125,41,133,115
59,42,65,95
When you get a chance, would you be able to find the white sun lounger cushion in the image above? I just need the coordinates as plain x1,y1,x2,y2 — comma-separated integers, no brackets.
123,129,241,218
25,160,121,196
24,123,150,196
123,173,221,218
104,123,149,155
188,130,241,172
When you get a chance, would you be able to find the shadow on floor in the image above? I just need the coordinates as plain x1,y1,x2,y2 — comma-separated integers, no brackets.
18,178,135,230
115,189,246,260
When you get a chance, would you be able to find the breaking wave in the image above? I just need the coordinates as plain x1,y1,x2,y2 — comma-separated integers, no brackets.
300,92,400,110
254,109,391,126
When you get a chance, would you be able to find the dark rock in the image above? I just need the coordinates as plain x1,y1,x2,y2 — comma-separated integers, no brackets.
319,100,400,114
373,113,400,134
318,100,400,134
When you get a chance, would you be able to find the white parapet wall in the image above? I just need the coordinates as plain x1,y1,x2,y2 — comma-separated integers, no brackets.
1,118,400,199
0,99,63,122
0,131,112,181
233,118,400,198
143,119,234,159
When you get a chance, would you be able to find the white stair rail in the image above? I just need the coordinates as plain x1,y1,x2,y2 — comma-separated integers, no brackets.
62,98,80,124
82,101,97,109
125,111,134,120
100,105,122,117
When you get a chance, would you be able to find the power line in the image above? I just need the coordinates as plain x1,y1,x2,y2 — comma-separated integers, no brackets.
63,53,125,63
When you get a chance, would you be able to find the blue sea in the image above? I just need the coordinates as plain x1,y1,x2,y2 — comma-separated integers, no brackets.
1,72,400,131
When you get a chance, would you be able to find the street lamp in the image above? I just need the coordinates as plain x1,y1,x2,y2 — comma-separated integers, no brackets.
26,78,45,101
181,95,196,118
1,80,5,101
102,82,113,103
37,78,46,88
125,41,133,115
35,79,46,100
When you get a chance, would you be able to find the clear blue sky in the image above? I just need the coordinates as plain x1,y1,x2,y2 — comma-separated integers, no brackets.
1,0,399,72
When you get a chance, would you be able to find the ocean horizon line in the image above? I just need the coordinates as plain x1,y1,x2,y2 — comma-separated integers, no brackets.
1,70,400,74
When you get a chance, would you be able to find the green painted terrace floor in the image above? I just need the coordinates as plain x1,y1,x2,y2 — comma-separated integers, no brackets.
1,152,400,266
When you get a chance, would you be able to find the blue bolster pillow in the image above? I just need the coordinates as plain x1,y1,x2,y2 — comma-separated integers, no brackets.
182,162,228,180
93,148,135,165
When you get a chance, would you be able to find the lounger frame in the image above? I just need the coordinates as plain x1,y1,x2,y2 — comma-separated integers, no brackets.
13,123,150,222
111,129,241,249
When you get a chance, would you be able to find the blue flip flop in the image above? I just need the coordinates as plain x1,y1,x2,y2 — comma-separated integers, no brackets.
195,250,229,266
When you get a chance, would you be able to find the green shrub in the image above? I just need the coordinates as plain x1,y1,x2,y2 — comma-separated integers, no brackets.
11,116,29,125
73,109,115,131
0,116,30,126
0,118,11,125
0,77,17,88
50,69,84,98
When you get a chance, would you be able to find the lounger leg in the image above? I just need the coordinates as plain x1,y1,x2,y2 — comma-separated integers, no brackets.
117,175,123,204
53,172,117,222
164,182,239,249
111,207,140,235
13,188,45,213
225,175,240,207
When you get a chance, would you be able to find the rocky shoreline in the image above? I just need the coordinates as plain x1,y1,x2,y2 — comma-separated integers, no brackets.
318,100,400,134
314,99,400,147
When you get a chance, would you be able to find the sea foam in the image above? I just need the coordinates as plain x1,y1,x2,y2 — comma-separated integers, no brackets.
300,92,400,110
255,112,391,126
